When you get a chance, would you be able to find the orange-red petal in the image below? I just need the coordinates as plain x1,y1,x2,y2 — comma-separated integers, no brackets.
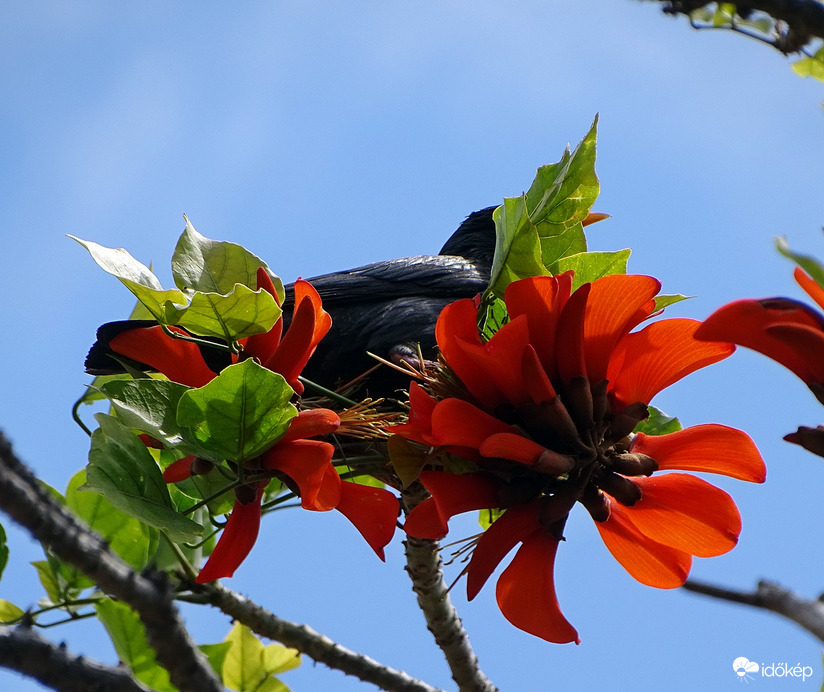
110,325,217,388
479,432,546,466
632,424,766,483
505,274,573,380
429,398,518,449
607,318,734,409
403,472,502,539
619,474,741,558
495,529,580,644
696,298,824,384
335,482,399,561
555,282,590,384
279,408,341,442
243,267,284,363
466,499,542,600
583,274,661,382
435,298,500,404
195,488,264,583
163,456,194,483
794,267,824,312
595,499,692,588
263,279,331,393
261,439,340,510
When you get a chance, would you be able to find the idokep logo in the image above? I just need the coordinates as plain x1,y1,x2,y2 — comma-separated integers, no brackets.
733,657,759,682
733,657,815,682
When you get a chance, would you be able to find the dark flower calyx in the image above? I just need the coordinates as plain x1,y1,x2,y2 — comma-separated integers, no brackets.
596,471,642,507
606,402,650,441
608,452,658,477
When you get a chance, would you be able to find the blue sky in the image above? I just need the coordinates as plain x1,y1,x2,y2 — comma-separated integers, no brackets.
1,2,823,691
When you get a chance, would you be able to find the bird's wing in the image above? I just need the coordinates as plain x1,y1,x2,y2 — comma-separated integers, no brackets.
291,255,489,305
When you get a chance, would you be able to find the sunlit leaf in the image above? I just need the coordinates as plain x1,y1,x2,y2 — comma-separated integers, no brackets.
634,406,682,436
0,600,23,623
478,507,504,531
792,47,824,82
177,360,297,463
487,117,600,297
177,283,281,342
31,560,61,604
85,414,202,543
72,233,280,341
223,622,299,692
653,293,691,312
172,217,284,302
554,249,631,288
96,599,176,692
777,236,824,288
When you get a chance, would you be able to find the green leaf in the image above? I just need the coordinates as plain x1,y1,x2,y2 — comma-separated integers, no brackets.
478,507,504,531
85,414,202,543
487,116,600,297
223,622,299,692
176,283,281,342
177,360,297,463
199,641,233,679
100,378,190,448
31,560,61,603
653,293,691,312
172,217,284,301
72,233,280,341
96,599,176,692
0,600,24,623
553,249,632,289
0,524,8,582
387,435,427,488
792,47,824,82
634,406,682,436
776,236,824,289
66,470,154,571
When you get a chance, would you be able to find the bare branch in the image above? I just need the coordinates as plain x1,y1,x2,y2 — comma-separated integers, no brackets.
0,623,153,692
0,430,222,692
652,1,824,44
401,486,498,692
683,578,824,642
188,581,442,692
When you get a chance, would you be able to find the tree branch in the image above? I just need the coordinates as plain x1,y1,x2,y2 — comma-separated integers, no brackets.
683,578,824,642
653,1,824,44
188,581,442,692
401,486,498,692
0,430,222,692
0,623,153,692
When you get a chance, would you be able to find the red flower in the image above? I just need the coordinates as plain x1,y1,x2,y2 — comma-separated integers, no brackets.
109,269,331,394
165,409,398,583
696,267,824,455
118,270,397,581
398,272,765,643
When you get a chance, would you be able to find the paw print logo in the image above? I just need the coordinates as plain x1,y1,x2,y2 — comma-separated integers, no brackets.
733,657,759,682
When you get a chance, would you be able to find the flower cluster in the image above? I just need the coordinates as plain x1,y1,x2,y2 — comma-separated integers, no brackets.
394,271,765,643
111,268,399,582
697,266,824,456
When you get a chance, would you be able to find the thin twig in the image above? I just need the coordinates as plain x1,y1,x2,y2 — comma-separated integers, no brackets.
683,578,824,642
401,486,498,692
0,429,222,692
187,581,443,692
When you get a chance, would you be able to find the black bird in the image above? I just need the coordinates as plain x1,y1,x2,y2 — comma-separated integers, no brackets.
85,206,497,397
